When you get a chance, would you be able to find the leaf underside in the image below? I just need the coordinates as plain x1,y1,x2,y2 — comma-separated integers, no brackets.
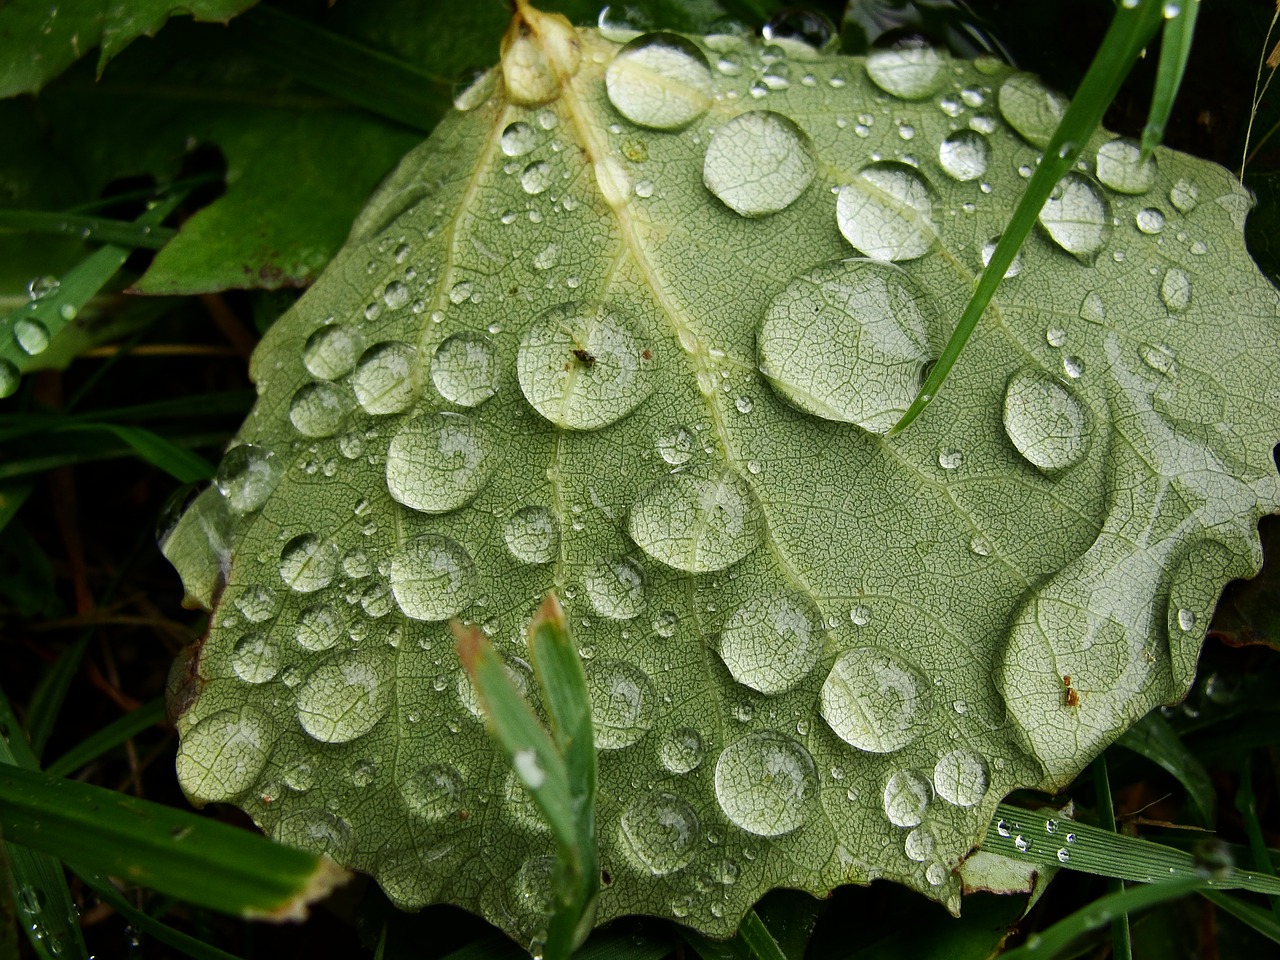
164,13,1280,945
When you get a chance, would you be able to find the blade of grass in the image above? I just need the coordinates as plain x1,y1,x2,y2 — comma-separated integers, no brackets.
45,698,166,779
575,926,675,960
0,429,231,480
1141,0,1200,160
1201,889,1280,945
1093,754,1132,960
0,209,176,250
0,480,33,535
890,0,1166,434
737,910,789,960
1234,753,1280,922
23,634,91,761
1241,2,1280,174
1116,710,1216,826
80,424,215,483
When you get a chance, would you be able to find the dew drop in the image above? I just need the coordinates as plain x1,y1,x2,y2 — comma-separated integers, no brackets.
216,444,283,514
1177,607,1197,632
389,535,475,621
517,301,655,429
586,659,656,749
296,653,390,743
521,160,553,195
932,749,990,806
652,609,678,638
232,633,279,683
762,9,836,54
997,74,1067,148
1002,368,1089,472
584,555,646,620
1079,291,1106,325
1057,847,1070,862
401,763,464,821
660,727,705,773
620,791,701,875
288,382,352,438
1169,178,1199,212
303,324,365,380
279,534,338,592
758,259,935,432
925,862,948,886
385,412,498,513
352,341,416,415
1062,355,1085,379
938,449,963,470
864,44,946,100
629,466,763,572
719,592,825,695
597,3,651,42
1160,268,1192,313
703,111,816,217
533,243,560,270
13,317,49,355
883,769,932,827
382,280,410,310
1046,327,1067,347
1135,207,1165,234
714,732,817,837
657,424,695,465
431,332,499,407
0,359,18,398
1095,138,1156,194
820,648,933,753
1139,342,1177,376
836,162,937,261
176,707,269,803
905,826,935,861
296,603,344,651
273,809,356,863
503,506,560,564
1039,173,1110,259
605,33,713,130
981,237,1022,278
501,120,538,157
938,130,989,181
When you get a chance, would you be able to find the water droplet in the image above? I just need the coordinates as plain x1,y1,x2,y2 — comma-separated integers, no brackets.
232,633,279,683
1095,138,1156,194
351,341,416,415
1057,847,1070,862
1136,207,1165,234
938,129,989,181
13,317,49,355
1139,342,1177,375
296,653,389,742
517,301,655,430
660,727,705,773
431,332,499,407
586,659,656,749
303,324,365,380
1161,268,1191,313
704,111,816,217
1039,173,1110,259
1170,178,1199,212
939,449,963,470
234,584,280,623
620,791,700,875
288,382,352,438
216,444,283,514
762,9,836,54
605,33,713,130
389,535,475,621
932,749,990,806
719,592,825,695
996,818,1011,837
0,359,18,398
905,826,935,861
503,506,560,564
820,648,933,753
1062,355,1084,379
521,161,553,195
452,66,495,110
837,163,937,261
385,412,498,513
501,121,538,157
273,808,354,861
758,259,935,432
176,707,269,802
296,603,344,651
1177,607,1196,632
657,424,695,465
998,74,1067,148
382,280,410,311
981,237,1022,277
652,609,678,638
882,769,932,827
1079,291,1106,325
402,763,464,820
1003,368,1089,472
925,862,947,886
279,534,338,592
715,732,817,837
629,466,763,572
865,44,946,100
583,555,646,620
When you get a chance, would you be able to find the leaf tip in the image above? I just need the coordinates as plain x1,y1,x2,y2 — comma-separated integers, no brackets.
532,592,567,633
452,619,489,677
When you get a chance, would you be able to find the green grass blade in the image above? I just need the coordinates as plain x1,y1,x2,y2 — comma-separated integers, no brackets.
1093,754,1132,960
1201,890,1280,945
0,480,33,535
0,763,349,920
0,209,176,250
23,635,91,761
85,424,215,483
999,877,1206,960
45,698,166,779
890,0,1166,434
1141,0,1201,159
1116,710,1216,826
736,910,789,960
574,927,675,960
1234,754,1280,922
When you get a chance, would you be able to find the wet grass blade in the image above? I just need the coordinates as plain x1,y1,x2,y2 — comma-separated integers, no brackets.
1093,755,1131,960
1142,0,1200,159
1116,710,1215,825
1202,889,1280,945
0,209,176,250
737,910,789,960
0,763,349,920
1234,753,1280,922
45,698,166,779
891,0,1166,434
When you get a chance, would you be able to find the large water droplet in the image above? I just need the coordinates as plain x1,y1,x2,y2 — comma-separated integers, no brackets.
1094,138,1156,194
272,808,354,862
938,129,989,181
521,160,553,195
997,74,1067,148
932,749,990,807
303,323,365,380
882,769,932,827
762,9,836,54
280,533,338,592
500,120,538,157
657,424,695,465
503,505,560,564
905,826,935,861
0,359,18,398
1161,268,1191,313
401,763,464,821
605,33,713,130
719,592,825,695
584,555,645,620
1169,178,1199,212
385,412,498,513
289,382,352,438
389,535,475,621
296,653,389,743
758,259,935,432
13,317,50,355
431,332,499,407
232,633,279,683
836,162,937,261
619,791,700,875
820,648,933,753
586,659,656,749
296,603,344,652
714,731,817,837
703,111,816,217
629,466,763,572
234,584,280,623
1039,173,1110,259
176,707,269,803
517,301,655,430
1002,368,1089,472
216,444,283,514
864,43,946,99
352,341,416,415
660,727,705,773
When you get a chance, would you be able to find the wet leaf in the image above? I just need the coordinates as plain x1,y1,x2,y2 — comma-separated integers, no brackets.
164,5,1280,945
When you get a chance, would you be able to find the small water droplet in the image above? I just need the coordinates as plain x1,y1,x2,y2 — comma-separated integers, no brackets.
1003,368,1089,472
389,535,475,621
629,466,763,572
1057,847,1070,862
1160,268,1192,313
584,555,646,620
296,653,390,743
660,727,705,773
402,763,464,820
586,659,656,749
382,280,410,310
431,332,499,407
13,317,50,355
503,506,560,564
216,444,283,514
605,33,713,130
714,731,817,837
295,603,344,651
1039,174,1110,259
652,609,678,638
1046,327,1067,348
1095,137,1156,194
303,323,364,380
938,449,963,470
1135,207,1165,234
1079,291,1106,325
1062,355,1084,379
231,633,278,684
0,359,18,398
821,649,933,753
905,826,935,861
521,160,553,195
1169,178,1199,212
762,9,836,54
657,424,696,464
932,749,990,806
703,111,816,217
279,534,338,592
837,162,937,261
501,121,538,157
864,43,946,100
385,412,498,513
1139,342,1177,375
996,818,1011,837
620,791,701,875
719,592,825,694
938,129,989,181
883,769,932,827
998,73,1067,148
1177,607,1196,631
850,605,871,626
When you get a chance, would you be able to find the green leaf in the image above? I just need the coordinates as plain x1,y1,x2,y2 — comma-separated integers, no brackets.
163,4,1280,944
